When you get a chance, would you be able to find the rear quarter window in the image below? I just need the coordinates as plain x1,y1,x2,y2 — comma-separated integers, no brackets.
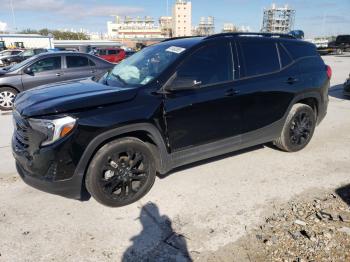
282,41,318,60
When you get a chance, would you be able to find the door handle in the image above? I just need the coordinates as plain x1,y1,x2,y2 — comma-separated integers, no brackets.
56,73,61,77
225,88,240,96
286,77,299,84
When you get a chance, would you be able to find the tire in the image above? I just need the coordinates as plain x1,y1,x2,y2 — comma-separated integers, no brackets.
0,87,18,111
85,137,156,207
273,103,316,152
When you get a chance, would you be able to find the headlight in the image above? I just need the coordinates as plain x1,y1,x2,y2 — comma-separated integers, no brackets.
29,116,76,146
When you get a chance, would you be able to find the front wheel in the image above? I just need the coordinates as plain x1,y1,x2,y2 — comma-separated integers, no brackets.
273,103,316,152
85,138,156,207
0,87,18,111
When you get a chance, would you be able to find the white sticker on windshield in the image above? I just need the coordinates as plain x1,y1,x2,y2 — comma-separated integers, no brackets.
166,46,186,54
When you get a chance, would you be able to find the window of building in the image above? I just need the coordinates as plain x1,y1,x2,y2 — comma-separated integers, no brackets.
66,56,89,68
240,40,280,77
175,42,233,87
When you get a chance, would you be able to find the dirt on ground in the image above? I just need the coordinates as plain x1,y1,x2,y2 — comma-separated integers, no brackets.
198,187,350,262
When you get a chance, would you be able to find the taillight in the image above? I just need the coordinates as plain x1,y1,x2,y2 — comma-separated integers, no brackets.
326,65,332,79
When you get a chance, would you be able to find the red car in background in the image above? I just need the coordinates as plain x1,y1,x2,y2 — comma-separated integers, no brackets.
94,48,126,63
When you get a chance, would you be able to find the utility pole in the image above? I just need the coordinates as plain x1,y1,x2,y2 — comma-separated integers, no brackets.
10,0,17,32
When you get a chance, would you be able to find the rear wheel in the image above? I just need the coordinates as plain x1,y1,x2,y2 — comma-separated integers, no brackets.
0,87,18,111
273,103,316,152
85,137,156,207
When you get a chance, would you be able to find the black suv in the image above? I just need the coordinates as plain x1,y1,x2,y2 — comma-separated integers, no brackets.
328,35,350,54
12,33,330,207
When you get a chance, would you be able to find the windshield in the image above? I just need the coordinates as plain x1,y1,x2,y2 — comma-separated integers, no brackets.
7,55,39,72
106,43,186,86
20,49,34,57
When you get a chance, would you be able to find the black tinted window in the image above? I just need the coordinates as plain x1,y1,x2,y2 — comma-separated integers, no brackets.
108,50,119,55
278,43,293,68
336,35,350,43
176,42,233,86
89,59,96,66
31,56,61,72
66,56,89,68
282,42,318,60
240,40,280,77
98,50,107,55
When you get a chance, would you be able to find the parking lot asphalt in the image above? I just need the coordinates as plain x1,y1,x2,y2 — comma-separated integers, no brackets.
0,55,349,261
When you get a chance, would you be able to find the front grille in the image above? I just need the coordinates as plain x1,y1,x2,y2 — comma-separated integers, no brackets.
13,111,30,149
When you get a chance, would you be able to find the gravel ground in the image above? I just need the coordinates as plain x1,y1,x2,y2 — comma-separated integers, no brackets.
0,54,349,261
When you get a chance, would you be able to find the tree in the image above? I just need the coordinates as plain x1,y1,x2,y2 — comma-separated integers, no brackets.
18,28,90,40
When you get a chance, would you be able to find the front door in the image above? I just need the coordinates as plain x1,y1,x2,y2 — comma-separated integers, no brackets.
164,40,242,151
21,56,63,90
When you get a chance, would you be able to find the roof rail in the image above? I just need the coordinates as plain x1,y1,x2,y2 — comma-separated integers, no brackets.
161,36,202,42
205,32,296,40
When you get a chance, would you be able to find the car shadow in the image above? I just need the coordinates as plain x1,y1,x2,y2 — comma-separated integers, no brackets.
329,84,348,100
335,184,350,207
158,144,265,179
122,202,192,261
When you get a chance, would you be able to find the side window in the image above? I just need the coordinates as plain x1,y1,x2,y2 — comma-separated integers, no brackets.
278,43,293,68
66,56,89,68
240,40,280,77
176,42,233,86
108,50,119,55
31,57,61,73
98,49,107,55
282,42,318,60
89,59,96,66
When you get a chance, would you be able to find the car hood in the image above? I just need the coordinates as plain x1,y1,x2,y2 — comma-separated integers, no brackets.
14,78,139,117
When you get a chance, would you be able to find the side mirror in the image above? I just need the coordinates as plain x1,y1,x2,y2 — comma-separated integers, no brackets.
23,67,33,75
167,77,202,92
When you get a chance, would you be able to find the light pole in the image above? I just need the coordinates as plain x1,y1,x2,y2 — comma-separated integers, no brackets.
10,0,17,32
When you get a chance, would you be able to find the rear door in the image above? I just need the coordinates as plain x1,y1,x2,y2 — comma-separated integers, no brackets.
233,38,299,135
21,55,63,90
62,55,95,81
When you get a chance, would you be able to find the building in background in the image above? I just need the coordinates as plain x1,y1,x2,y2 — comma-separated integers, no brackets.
173,0,192,37
107,16,163,39
159,16,173,38
261,4,295,33
222,23,237,33
193,16,215,36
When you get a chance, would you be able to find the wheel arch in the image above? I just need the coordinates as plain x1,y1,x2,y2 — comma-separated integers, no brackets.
291,92,321,120
0,85,20,93
74,123,171,192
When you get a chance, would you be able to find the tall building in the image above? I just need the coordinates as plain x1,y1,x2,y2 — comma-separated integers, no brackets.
107,16,163,39
159,16,173,38
172,0,192,37
261,4,295,33
222,23,237,33
194,16,215,36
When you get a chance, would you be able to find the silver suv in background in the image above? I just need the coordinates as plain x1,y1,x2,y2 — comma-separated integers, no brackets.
0,52,114,110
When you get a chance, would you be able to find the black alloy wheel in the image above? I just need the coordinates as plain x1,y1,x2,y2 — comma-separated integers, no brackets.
289,111,313,146
86,138,156,207
273,103,316,152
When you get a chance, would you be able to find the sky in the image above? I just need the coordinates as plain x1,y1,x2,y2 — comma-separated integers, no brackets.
0,0,349,38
